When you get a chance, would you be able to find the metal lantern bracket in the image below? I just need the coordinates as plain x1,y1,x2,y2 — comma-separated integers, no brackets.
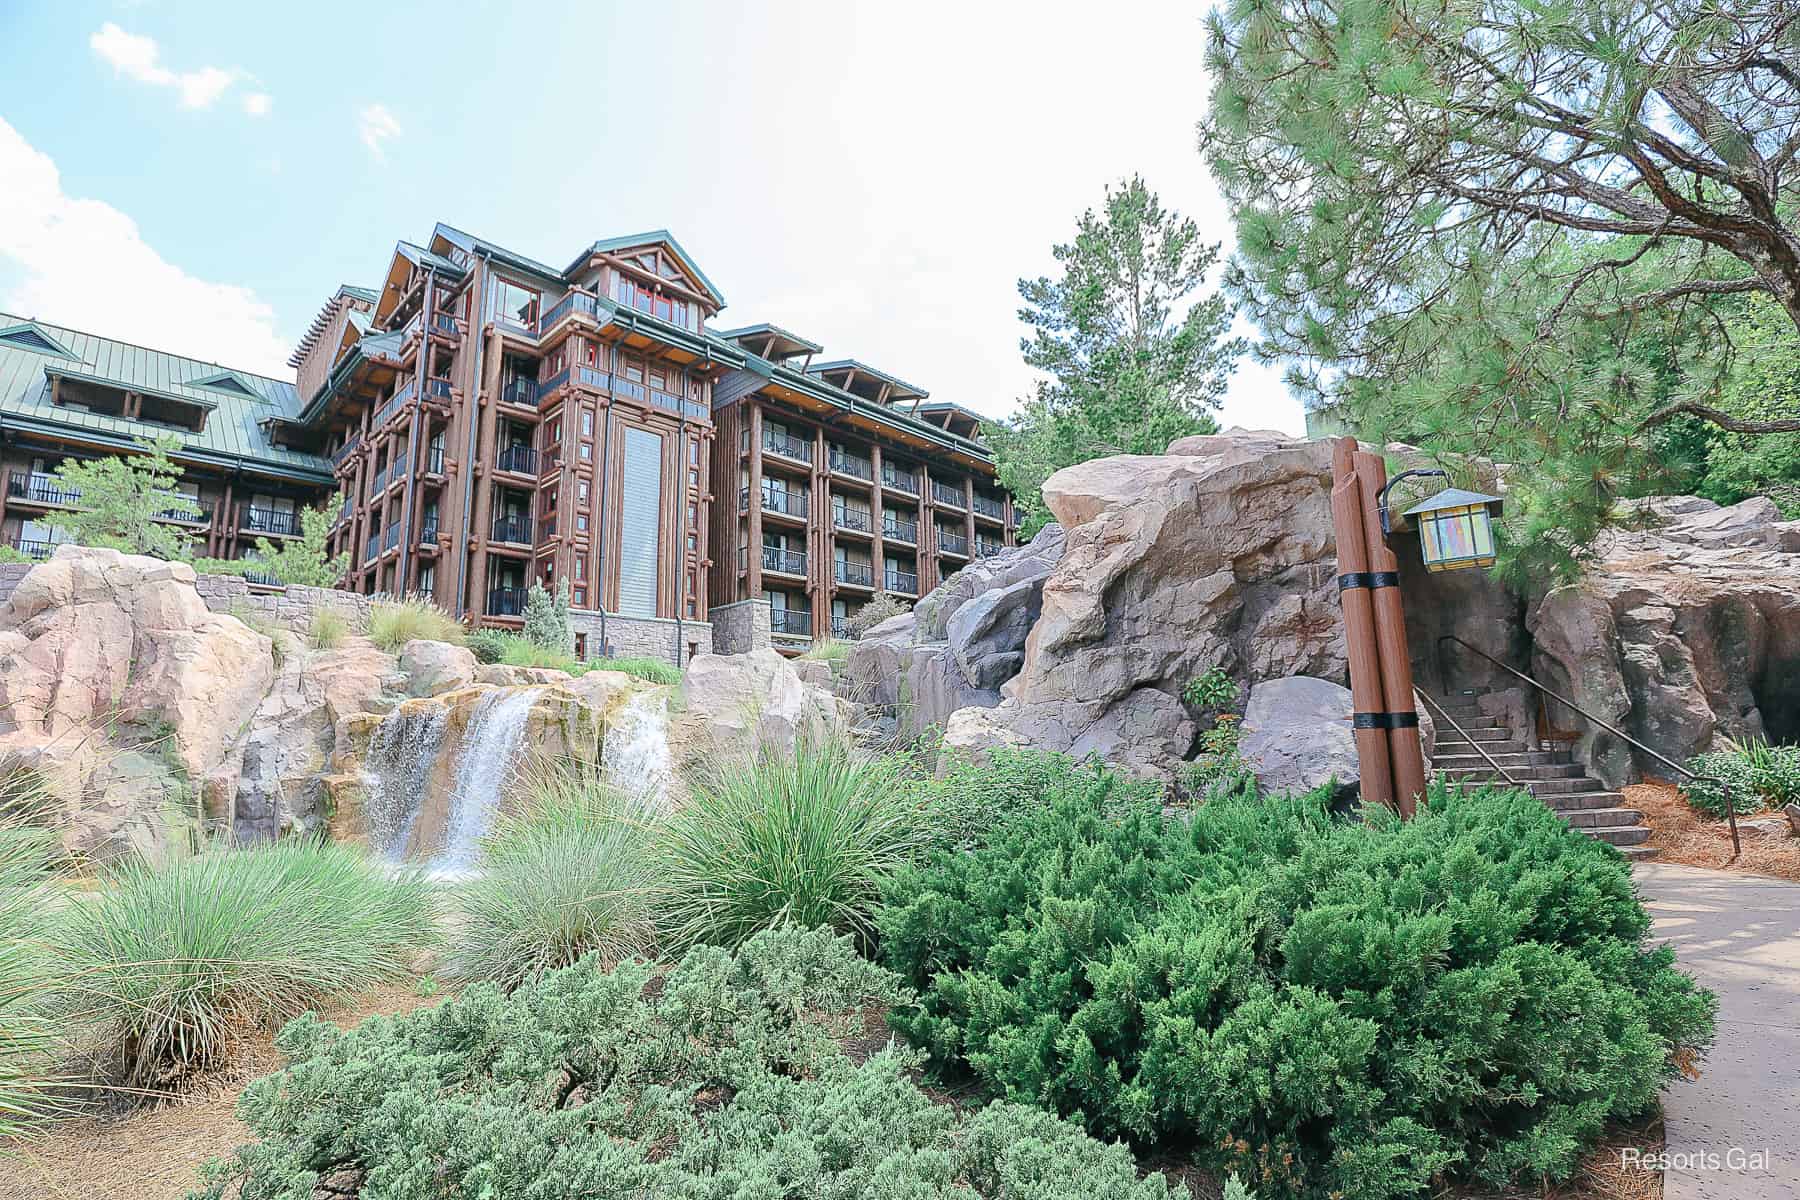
1375,468,1449,536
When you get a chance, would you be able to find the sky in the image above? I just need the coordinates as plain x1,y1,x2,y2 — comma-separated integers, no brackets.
0,1,1304,436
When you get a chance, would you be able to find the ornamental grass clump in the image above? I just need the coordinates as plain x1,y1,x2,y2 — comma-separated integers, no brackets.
50,839,437,1092
195,927,1222,1199
368,596,463,651
0,824,60,1140
446,760,663,992
662,737,925,950
878,768,1716,1200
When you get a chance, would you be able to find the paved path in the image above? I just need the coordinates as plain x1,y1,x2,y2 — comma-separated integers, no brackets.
1634,863,1800,1200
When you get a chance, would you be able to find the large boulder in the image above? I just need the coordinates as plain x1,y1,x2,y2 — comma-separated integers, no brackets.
671,649,848,770
1237,675,1436,804
1529,510,1800,787
1619,495,1800,552
914,524,1066,641
947,432,1346,783
400,639,478,696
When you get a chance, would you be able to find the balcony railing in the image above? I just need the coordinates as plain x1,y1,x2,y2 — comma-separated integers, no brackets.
833,505,872,533
487,587,528,617
746,485,808,519
383,523,401,552
424,445,446,475
244,506,301,537
834,559,874,587
829,447,873,480
243,567,282,587
975,537,1005,558
760,545,808,576
937,530,970,557
495,444,539,476
830,616,858,641
770,608,812,637
881,464,919,494
611,376,647,403
154,496,213,524
330,438,362,467
375,380,415,428
535,290,599,337
539,514,557,540
425,376,454,402
649,388,684,416
500,378,539,409
364,533,381,563
973,493,1006,520
420,517,439,545
933,480,967,508
6,536,55,561
492,514,534,545
882,516,918,544
431,312,459,336
762,429,813,463
883,568,919,595
7,475,81,506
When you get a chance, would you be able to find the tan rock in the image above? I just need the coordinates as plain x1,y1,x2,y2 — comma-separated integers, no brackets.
671,649,846,773
399,639,478,696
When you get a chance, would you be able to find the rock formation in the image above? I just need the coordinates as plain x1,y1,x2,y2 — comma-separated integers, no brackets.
1529,499,1800,787
1238,676,1435,803
672,648,849,772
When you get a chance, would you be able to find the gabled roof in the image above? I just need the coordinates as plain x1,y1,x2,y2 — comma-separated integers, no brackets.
185,369,264,398
806,358,929,403
573,231,726,307
715,323,822,359
0,322,79,360
431,223,562,283
0,311,331,482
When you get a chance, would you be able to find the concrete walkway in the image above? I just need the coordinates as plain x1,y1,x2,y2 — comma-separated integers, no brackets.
1634,863,1800,1200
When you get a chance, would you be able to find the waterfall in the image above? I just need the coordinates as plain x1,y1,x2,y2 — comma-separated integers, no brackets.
603,690,674,810
361,686,545,873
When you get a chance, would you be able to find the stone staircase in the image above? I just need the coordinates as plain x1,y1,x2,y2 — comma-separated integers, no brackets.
1430,691,1656,860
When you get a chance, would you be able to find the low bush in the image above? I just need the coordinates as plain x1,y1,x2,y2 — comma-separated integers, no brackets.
879,774,1716,1200
923,746,1158,853
369,596,463,651
461,626,681,684
844,589,910,638
662,738,925,950
49,840,438,1091
593,654,680,685
465,627,510,664
307,607,349,651
1683,737,1800,817
195,927,1220,1199
446,761,662,992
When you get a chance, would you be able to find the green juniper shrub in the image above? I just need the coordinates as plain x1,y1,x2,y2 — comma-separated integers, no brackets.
1683,737,1800,818
465,627,511,664
191,927,1227,1199
877,773,1716,1200
446,759,663,992
922,746,1158,854
661,737,926,950
1180,666,1239,712
50,839,438,1091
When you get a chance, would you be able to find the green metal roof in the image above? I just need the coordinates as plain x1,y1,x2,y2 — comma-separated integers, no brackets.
806,358,929,401
398,240,470,279
573,231,726,307
0,312,332,483
341,285,379,304
715,323,823,355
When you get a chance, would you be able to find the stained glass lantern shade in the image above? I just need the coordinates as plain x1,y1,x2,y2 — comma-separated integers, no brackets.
1404,488,1503,573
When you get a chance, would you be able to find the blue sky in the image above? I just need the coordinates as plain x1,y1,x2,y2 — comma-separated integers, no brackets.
0,1,1302,434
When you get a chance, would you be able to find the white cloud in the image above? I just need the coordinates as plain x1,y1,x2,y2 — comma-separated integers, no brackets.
358,104,401,160
0,117,294,379
242,91,272,117
89,22,249,112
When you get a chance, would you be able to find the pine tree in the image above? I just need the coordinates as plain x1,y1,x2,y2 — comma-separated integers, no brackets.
48,435,201,560
988,177,1245,537
248,501,349,587
522,580,572,653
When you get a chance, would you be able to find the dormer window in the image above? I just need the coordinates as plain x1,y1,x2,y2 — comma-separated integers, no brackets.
493,278,539,328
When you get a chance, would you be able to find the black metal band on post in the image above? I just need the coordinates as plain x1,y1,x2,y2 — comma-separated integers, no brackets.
1337,571,1401,592
1353,711,1421,730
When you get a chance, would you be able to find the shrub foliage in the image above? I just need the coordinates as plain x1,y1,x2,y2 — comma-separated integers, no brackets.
193,927,1204,1199
878,773,1715,1199
368,597,464,652
1683,737,1800,818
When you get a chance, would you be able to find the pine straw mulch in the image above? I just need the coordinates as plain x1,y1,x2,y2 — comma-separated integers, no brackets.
0,984,450,1200
1629,780,1800,881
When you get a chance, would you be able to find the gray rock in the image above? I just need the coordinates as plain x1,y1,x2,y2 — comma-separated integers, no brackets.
1239,676,1362,801
914,525,1065,642
1785,802,1800,837
399,639,477,697
948,575,1046,690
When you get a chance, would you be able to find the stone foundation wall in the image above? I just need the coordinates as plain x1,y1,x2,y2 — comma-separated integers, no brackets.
710,598,772,655
0,563,29,603
567,610,714,667
194,574,374,634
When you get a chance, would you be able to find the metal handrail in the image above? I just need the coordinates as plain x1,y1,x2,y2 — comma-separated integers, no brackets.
1414,686,1522,789
1438,634,1739,858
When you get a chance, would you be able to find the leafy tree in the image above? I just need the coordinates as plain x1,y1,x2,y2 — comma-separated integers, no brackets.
248,501,349,587
1688,294,1800,514
48,435,201,560
988,177,1245,536
521,579,572,653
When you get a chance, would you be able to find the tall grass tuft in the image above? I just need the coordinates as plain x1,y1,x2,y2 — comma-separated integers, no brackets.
307,607,350,651
368,596,464,651
661,737,925,950
446,759,662,992
49,839,438,1092
0,824,59,1141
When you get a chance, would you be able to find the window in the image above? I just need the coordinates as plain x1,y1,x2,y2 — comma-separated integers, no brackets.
578,480,590,502
583,342,598,367
574,556,587,581
579,443,592,461
574,633,587,660
581,408,594,436
624,362,644,384
495,279,538,326
649,367,666,391
574,587,587,608
688,440,699,465
576,513,589,532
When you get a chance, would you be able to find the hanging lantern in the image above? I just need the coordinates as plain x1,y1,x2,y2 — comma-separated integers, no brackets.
1404,488,1504,572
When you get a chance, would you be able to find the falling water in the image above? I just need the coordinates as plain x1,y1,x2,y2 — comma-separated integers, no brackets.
361,701,452,860
436,687,545,871
603,690,674,811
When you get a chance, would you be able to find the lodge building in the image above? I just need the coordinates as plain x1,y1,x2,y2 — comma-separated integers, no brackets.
0,223,1015,660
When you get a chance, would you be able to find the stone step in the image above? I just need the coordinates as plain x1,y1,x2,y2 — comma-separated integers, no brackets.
1434,714,1507,731
1618,845,1660,861
1443,726,1515,743
1525,776,1609,795
1434,750,1568,768
1438,762,1585,781
1545,791,1629,811
1588,825,1651,848
1559,807,1644,829
1436,739,1535,756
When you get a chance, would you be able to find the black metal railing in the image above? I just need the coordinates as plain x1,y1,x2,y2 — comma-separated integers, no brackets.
420,517,439,544
495,444,538,475
155,497,213,523
539,515,557,540
7,475,80,506
760,545,808,576
835,559,874,587
975,537,1004,557
747,485,808,519
933,480,966,508
492,514,534,544
833,505,872,533
383,523,401,552
882,516,918,543
762,429,813,463
770,608,812,637
882,464,919,494
6,537,54,561
364,533,381,563
973,493,1006,520
331,438,362,467
829,447,873,479
425,445,446,475
500,378,539,408
1438,634,1744,857
244,506,300,536
938,530,969,556
831,616,858,641
884,568,919,595
242,567,282,587
487,587,528,617
425,376,454,401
